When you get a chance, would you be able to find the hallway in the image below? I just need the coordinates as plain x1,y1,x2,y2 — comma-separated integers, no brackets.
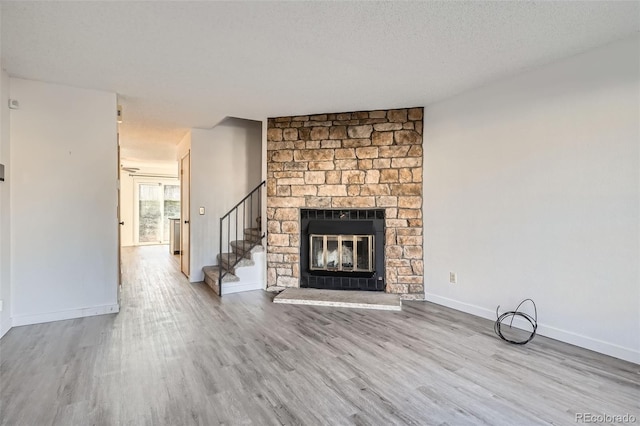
0,246,638,425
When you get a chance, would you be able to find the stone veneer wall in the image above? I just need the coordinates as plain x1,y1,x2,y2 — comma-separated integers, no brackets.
266,108,424,297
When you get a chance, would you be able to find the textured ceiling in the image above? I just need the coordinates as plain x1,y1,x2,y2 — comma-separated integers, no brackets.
2,1,639,162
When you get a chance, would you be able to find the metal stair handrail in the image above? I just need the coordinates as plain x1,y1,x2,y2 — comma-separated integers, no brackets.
218,180,266,295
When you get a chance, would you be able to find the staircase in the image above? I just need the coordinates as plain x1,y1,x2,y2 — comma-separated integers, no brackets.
202,181,265,296
203,228,265,295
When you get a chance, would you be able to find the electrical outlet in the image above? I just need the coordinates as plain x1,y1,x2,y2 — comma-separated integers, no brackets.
449,272,457,284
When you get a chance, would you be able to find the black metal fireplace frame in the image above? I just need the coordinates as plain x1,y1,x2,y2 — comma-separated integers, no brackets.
300,209,385,291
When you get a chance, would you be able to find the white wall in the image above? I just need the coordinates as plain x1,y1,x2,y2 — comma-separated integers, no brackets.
423,35,640,363
190,118,262,281
0,69,11,337
176,131,191,162
10,78,119,325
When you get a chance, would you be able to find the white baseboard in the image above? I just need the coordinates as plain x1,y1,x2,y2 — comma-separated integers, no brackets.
11,303,120,327
222,281,263,295
0,318,12,339
424,293,640,365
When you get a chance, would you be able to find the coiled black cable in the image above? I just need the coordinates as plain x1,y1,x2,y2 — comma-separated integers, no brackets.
494,298,538,345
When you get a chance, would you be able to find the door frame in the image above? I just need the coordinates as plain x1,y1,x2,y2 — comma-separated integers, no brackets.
117,136,122,303
180,151,191,278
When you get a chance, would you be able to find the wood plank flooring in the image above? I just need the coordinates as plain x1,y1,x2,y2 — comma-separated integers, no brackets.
1,245,638,425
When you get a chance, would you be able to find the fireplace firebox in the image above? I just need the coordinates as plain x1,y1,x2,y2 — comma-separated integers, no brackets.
310,234,374,272
300,209,385,291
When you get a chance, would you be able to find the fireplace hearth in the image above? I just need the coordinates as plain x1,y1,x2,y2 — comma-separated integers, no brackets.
300,209,385,291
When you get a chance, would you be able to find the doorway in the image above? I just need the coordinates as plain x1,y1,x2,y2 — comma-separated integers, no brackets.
118,162,182,291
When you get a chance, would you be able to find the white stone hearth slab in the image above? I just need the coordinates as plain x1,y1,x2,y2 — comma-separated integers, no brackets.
273,288,401,311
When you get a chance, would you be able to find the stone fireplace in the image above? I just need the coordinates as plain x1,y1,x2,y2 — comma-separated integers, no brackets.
266,107,424,298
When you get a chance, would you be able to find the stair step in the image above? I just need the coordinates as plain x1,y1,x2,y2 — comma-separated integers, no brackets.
217,252,255,273
230,240,264,258
203,266,239,296
243,227,262,243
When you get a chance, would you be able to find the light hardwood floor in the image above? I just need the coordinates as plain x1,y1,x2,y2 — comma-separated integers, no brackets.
1,245,638,425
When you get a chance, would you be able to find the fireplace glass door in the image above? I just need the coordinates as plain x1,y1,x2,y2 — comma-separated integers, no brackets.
310,234,374,272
